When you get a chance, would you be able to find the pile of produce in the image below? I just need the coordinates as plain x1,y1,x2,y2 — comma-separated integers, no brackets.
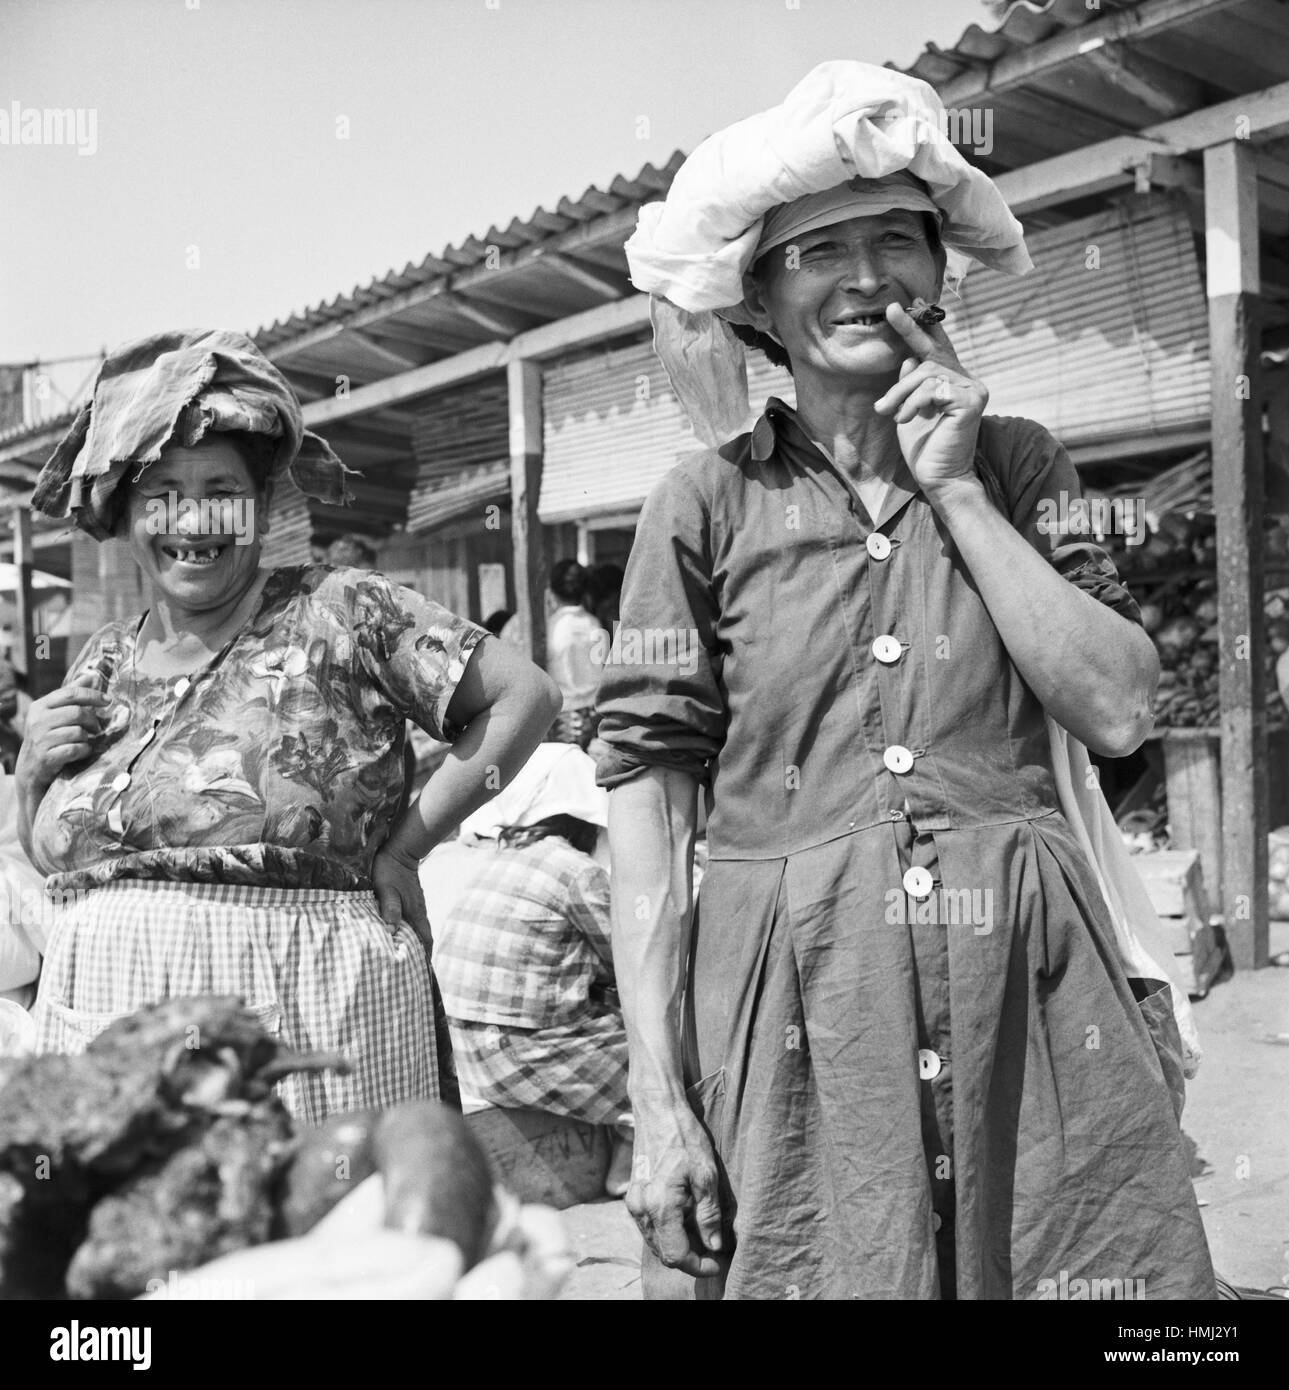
0,997,496,1299
1101,513,1289,731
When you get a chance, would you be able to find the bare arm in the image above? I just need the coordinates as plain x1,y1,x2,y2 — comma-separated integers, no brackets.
609,765,699,1111
15,681,109,869
926,475,1159,758
608,765,723,1277
382,635,562,862
872,305,1158,759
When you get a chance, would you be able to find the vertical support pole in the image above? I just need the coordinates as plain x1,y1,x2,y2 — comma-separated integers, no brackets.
507,358,547,668
1205,139,1267,969
11,504,41,696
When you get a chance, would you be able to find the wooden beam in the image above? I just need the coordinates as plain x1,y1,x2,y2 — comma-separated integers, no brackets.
997,80,1289,213
1081,43,1205,119
538,251,626,300
10,504,41,694
508,358,547,672
300,295,651,427
445,296,535,337
936,0,1247,107
1206,140,1268,970
349,329,424,371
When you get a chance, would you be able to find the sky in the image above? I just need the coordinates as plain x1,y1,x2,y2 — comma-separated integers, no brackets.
1,0,989,394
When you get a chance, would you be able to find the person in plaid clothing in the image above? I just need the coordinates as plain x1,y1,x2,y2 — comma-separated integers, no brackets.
434,743,633,1196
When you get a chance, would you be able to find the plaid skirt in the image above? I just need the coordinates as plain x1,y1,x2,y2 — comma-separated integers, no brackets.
449,1007,629,1126
32,880,437,1124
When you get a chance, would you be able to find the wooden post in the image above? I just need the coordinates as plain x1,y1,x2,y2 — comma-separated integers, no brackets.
1205,140,1268,969
11,504,42,696
1161,732,1224,908
507,358,547,667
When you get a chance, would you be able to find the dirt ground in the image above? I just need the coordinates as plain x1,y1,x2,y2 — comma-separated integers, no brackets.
556,922,1289,1301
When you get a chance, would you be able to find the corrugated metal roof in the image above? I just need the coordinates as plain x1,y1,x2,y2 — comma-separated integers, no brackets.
253,153,684,354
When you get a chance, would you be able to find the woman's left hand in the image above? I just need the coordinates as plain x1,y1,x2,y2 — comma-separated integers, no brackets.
371,842,433,950
874,304,989,494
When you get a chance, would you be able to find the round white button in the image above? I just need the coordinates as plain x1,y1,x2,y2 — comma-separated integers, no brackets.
110,772,131,792
872,635,902,664
173,677,191,698
918,1049,942,1081
932,1212,942,1232
903,866,934,899
883,745,914,774
866,533,892,561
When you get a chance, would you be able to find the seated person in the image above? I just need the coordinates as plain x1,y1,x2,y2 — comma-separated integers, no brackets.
433,744,631,1195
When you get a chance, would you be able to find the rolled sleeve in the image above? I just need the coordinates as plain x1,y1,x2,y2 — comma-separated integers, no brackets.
347,570,487,740
988,417,1142,627
594,463,727,788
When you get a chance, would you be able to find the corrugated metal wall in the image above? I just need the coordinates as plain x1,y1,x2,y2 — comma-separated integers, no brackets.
380,524,513,620
539,342,792,523
538,198,1207,523
942,195,1208,441
259,488,313,568
408,379,508,534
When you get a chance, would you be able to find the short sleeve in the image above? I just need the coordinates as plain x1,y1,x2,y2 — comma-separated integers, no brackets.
982,417,1143,627
345,570,487,740
594,463,728,787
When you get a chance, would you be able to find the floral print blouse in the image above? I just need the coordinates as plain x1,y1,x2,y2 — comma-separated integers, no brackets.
32,565,487,892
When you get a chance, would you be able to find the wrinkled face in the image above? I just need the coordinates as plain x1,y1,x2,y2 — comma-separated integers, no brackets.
123,436,267,612
743,209,946,383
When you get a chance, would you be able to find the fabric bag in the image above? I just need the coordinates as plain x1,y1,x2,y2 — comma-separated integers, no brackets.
1047,717,1202,1077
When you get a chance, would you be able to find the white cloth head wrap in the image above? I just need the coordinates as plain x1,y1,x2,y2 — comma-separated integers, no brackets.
458,744,607,843
624,61,1033,445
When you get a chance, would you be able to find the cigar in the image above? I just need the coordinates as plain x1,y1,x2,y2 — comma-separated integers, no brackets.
905,298,946,327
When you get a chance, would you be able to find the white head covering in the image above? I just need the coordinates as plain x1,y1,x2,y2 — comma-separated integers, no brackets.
624,61,1033,445
458,744,607,843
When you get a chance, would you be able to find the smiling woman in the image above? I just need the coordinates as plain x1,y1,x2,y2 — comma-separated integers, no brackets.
14,329,562,1123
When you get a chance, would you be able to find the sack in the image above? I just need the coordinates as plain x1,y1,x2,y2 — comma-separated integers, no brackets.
1048,718,1202,1078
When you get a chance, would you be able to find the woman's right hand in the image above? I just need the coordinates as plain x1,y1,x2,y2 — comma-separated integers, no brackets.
626,1102,725,1279
15,677,110,791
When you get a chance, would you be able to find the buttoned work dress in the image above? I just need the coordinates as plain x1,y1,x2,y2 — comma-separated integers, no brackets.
595,400,1215,1300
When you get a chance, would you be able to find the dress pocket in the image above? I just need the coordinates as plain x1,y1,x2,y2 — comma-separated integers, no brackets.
1129,976,1186,1124
43,992,283,1052
41,997,136,1051
685,1067,726,1150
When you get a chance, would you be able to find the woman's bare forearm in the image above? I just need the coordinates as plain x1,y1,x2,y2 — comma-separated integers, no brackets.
926,476,1159,757
385,639,561,860
608,766,700,1117
14,771,47,869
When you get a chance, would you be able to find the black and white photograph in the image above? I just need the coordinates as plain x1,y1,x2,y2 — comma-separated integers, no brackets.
0,0,1287,1337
